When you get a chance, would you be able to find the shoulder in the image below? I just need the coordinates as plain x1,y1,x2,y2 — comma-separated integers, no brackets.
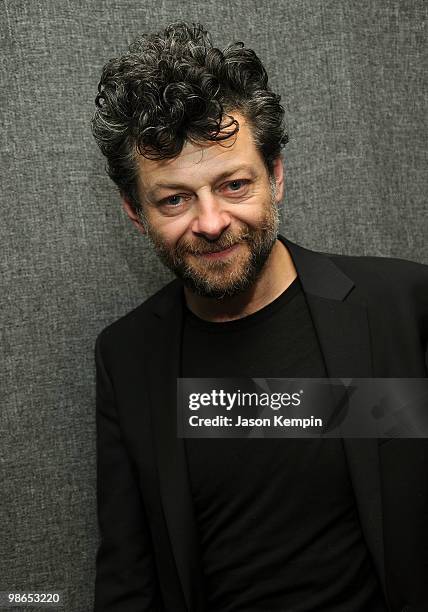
329,251,428,281
282,236,427,298
327,251,428,305
328,250,428,279
95,277,181,353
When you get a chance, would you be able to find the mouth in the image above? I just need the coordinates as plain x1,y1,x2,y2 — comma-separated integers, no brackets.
197,243,240,259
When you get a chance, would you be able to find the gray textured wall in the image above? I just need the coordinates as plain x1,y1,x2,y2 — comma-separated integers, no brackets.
1,1,426,610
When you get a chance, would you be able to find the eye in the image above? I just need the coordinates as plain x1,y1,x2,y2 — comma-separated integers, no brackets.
225,179,249,192
161,194,187,207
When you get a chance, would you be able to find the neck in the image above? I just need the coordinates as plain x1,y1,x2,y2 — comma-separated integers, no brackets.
183,239,297,322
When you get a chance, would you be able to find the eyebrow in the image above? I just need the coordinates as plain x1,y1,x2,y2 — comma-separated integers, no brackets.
147,165,257,198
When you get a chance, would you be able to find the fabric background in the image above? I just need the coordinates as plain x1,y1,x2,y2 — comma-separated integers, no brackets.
1,1,426,610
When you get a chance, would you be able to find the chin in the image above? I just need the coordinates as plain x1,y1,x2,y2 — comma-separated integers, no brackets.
185,281,251,300
183,265,258,299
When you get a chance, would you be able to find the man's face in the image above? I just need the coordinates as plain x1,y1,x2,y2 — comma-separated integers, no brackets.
125,111,284,299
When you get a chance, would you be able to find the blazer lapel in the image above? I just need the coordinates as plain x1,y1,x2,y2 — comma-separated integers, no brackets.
281,236,387,597
147,281,206,612
146,235,387,609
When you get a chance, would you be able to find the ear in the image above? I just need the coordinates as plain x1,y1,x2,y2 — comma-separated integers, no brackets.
272,156,284,203
121,197,146,234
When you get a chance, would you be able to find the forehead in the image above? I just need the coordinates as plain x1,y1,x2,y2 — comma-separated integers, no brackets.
136,112,264,195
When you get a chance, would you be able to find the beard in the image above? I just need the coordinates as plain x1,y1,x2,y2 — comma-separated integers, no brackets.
140,182,280,299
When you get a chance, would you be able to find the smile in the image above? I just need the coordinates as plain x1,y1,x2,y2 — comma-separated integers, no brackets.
198,243,240,259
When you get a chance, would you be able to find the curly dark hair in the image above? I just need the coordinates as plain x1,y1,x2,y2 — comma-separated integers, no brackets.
91,21,288,212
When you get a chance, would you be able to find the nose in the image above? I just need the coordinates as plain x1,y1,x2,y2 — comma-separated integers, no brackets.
190,194,231,239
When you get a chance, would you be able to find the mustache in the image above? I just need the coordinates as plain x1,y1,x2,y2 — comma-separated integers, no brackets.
177,231,250,255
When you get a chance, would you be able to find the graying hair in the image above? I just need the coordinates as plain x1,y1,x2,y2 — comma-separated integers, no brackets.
91,21,288,212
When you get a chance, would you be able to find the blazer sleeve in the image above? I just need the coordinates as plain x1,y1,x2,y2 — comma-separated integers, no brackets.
94,333,163,611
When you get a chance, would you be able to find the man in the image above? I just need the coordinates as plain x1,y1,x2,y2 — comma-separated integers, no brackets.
91,21,428,612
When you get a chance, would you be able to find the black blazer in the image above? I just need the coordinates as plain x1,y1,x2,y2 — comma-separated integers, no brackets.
94,235,428,612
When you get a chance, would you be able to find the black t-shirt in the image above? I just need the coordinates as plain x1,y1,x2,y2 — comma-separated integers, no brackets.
181,276,388,611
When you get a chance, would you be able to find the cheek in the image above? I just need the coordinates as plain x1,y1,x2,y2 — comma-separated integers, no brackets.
234,202,272,227
150,214,190,247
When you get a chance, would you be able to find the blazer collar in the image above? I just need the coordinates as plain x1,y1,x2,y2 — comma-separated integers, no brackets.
147,234,386,610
